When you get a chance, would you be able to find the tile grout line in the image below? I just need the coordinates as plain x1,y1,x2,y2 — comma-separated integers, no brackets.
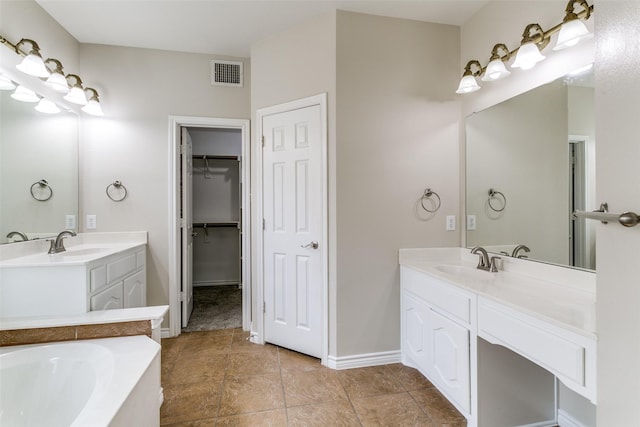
277,346,291,425
336,369,365,426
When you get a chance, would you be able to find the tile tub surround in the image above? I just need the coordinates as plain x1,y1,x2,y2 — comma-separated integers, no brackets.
160,329,467,426
0,305,169,346
0,321,150,347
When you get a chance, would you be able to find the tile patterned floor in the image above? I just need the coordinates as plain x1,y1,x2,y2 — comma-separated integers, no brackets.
161,328,467,426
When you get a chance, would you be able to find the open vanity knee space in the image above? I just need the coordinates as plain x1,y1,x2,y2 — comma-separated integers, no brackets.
400,248,596,427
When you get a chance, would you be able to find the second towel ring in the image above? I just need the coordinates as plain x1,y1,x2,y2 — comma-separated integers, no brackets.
488,188,506,212
30,179,53,201
106,180,128,202
420,188,441,213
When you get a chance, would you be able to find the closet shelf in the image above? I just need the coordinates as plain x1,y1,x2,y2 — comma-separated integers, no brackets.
192,154,240,161
193,221,239,228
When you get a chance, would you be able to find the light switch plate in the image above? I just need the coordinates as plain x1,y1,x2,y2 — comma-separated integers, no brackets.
467,215,477,230
65,215,76,229
86,214,97,229
446,215,456,231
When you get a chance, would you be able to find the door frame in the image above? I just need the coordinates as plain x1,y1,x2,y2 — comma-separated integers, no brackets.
168,116,251,337
254,94,328,365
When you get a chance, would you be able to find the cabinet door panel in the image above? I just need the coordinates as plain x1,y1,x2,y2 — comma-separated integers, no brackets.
91,282,124,311
124,270,146,308
428,309,470,413
403,293,429,367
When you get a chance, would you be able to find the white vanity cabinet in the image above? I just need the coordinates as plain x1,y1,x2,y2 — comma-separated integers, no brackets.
478,296,596,403
401,266,474,415
0,243,147,317
89,248,146,311
399,249,597,427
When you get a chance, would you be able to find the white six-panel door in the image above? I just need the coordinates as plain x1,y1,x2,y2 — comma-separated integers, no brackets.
262,104,323,358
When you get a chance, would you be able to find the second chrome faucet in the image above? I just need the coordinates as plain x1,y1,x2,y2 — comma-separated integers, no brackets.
48,230,77,254
471,247,501,272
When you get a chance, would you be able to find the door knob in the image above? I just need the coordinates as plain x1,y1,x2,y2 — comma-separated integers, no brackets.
301,241,319,250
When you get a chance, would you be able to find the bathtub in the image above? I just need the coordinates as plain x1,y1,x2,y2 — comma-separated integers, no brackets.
0,335,161,427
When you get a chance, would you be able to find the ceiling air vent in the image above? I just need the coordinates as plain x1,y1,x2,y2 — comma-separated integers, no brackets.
211,60,243,87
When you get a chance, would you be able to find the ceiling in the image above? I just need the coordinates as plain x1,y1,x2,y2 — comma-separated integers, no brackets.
36,0,488,58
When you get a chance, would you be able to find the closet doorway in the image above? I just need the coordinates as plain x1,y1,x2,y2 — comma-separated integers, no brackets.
169,117,250,337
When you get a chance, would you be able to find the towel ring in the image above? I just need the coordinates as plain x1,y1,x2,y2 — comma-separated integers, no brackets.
420,188,441,213
106,180,128,202
488,188,506,212
30,179,53,201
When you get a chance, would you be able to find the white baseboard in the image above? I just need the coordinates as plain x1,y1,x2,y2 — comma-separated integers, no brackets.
326,350,401,370
558,409,587,427
160,327,172,339
516,421,557,427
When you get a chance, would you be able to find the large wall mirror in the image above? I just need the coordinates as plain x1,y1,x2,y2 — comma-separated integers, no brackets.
0,89,79,244
465,67,595,270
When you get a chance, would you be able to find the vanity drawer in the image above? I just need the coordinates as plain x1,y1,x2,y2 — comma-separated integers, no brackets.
478,298,585,386
402,266,473,325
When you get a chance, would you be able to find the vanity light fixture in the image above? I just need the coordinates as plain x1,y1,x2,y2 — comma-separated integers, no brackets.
35,98,61,114
63,74,88,105
455,0,593,94
14,39,50,78
0,73,16,90
44,59,70,93
81,88,104,116
511,24,548,70
456,60,482,94
1,34,106,115
11,85,39,103
481,44,511,81
554,0,594,50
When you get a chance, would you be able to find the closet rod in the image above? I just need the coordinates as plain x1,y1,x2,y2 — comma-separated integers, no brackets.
192,155,240,161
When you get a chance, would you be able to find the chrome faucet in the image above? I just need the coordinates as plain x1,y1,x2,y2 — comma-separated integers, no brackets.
6,231,28,242
511,244,530,258
471,246,500,272
48,230,77,254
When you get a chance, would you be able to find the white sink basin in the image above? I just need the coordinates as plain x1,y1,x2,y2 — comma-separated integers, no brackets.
435,264,495,281
54,247,110,258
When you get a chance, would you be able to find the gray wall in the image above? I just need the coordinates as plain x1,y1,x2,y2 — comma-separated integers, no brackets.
334,11,460,356
77,44,250,321
251,10,460,358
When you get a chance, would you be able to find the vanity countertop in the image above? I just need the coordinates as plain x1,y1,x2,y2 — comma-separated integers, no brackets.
0,232,147,268
399,248,596,339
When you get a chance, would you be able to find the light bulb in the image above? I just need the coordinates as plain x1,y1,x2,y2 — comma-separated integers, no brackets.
554,19,593,50
456,75,481,94
16,53,50,78
482,59,511,81
35,98,61,114
11,85,39,102
512,42,546,70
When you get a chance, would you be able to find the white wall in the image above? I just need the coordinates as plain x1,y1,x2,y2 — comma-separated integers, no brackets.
595,2,640,425
77,44,250,323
